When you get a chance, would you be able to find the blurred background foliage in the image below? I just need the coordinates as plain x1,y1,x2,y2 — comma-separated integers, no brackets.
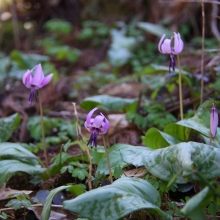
0,0,220,131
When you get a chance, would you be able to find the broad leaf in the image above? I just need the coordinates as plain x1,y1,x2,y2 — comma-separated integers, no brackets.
0,113,20,142
0,160,45,188
142,142,220,184
63,177,171,220
80,95,136,111
41,185,71,220
0,142,38,165
142,127,181,149
137,22,171,37
97,144,148,174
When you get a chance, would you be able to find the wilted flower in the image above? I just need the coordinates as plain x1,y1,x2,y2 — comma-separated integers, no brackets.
210,103,218,137
84,107,110,147
22,64,53,104
158,32,184,72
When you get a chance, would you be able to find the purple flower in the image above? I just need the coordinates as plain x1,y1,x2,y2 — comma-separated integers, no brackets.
84,107,110,147
22,64,53,104
158,32,184,72
210,103,218,137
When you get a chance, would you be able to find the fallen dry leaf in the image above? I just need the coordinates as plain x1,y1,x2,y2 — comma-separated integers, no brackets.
122,167,147,177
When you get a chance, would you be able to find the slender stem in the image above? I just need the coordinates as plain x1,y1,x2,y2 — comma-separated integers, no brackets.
177,55,183,120
72,103,92,190
200,0,205,104
210,131,213,146
38,90,50,176
102,135,113,183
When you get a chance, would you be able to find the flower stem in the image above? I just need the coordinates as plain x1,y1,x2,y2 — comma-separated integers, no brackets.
102,135,113,183
177,54,183,120
72,103,92,190
38,90,50,176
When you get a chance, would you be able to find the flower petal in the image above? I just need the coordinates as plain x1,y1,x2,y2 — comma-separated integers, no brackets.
210,103,218,137
22,69,32,88
93,115,105,129
85,107,98,127
173,32,184,54
39,73,53,88
32,64,44,87
158,34,166,53
100,113,110,134
161,39,172,54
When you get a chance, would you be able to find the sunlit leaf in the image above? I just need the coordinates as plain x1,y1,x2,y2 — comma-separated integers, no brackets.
63,177,172,220
142,142,220,184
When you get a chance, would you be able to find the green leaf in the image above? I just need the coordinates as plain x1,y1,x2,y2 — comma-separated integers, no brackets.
41,186,71,220
63,177,171,220
142,127,181,149
142,142,220,183
72,168,88,180
97,144,146,174
181,184,215,219
80,95,136,111
137,22,171,37
67,185,85,196
5,199,23,210
0,113,20,142
0,160,45,188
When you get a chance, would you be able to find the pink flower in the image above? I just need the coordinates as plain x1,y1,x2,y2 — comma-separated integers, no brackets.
158,32,184,72
22,64,53,104
84,107,110,147
210,103,218,137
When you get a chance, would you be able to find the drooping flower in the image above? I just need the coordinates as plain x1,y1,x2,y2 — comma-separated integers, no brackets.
22,64,53,104
210,103,218,137
158,32,184,72
84,107,110,147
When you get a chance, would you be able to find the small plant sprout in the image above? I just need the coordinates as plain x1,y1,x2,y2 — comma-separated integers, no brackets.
210,103,218,145
84,107,110,148
22,63,53,175
158,32,184,72
84,107,113,183
22,63,53,104
158,32,184,120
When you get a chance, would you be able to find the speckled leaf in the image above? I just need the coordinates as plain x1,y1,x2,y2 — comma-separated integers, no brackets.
97,144,148,174
142,127,181,149
142,142,220,184
63,177,172,220
0,113,20,142
164,102,220,148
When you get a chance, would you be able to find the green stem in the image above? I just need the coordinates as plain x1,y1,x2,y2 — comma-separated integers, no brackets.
177,54,183,120
38,90,50,176
102,135,113,183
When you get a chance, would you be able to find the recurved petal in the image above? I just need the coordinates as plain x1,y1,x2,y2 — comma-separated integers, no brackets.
173,32,184,54
158,34,166,53
210,104,218,137
32,64,44,87
161,39,172,54
86,107,98,126
39,73,53,88
22,69,32,88
100,113,110,133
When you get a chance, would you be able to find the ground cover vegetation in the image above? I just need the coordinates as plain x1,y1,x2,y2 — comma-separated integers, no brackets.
0,0,220,219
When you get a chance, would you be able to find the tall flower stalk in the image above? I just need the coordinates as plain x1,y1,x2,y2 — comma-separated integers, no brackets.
22,64,53,175
158,32,184,120
84,108,113,183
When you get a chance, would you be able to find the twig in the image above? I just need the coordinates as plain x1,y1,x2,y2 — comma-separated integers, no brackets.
38,90,50,177
177,55,183,120
158,0,220,5
0,204,63,212
72,103,92,190
200,0,205,104
102,135,113,183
